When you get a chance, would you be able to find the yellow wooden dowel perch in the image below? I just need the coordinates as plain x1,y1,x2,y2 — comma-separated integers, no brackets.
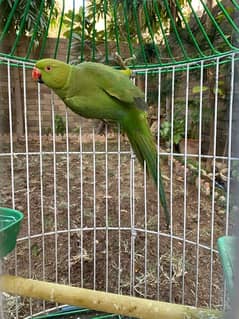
0,275,222,319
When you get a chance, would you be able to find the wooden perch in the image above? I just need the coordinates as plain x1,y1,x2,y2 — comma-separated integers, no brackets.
0,275,222,319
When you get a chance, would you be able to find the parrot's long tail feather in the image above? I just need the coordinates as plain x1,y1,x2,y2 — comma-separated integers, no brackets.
121,114,170,227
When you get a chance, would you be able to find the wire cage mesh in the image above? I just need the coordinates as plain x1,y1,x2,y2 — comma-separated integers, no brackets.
0,0,239,318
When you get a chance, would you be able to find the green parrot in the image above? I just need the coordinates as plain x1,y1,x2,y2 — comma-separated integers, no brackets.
32,59,169,226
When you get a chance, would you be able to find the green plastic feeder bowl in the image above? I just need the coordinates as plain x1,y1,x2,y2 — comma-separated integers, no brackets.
0,207,24,258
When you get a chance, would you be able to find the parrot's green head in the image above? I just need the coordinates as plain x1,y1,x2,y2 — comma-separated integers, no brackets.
32,58,71,89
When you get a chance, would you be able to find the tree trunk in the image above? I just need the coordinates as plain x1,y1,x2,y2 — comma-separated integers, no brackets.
13,67,24,136
206,70,215,171
207,0,216,11
8,28,24,136
206,0,216,29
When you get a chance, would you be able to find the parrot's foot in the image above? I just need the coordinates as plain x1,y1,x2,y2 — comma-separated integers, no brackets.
114,52,136,69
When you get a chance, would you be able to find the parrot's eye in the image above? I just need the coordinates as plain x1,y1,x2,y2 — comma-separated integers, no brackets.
45,66,52,72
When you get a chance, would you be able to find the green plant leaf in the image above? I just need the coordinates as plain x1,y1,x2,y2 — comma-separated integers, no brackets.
192,86,208,94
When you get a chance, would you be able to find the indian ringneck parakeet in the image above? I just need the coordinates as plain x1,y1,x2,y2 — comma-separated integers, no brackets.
32,59,169,226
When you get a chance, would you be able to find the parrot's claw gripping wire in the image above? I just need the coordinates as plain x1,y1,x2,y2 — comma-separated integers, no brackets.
114,52,136,69
114,52,136,79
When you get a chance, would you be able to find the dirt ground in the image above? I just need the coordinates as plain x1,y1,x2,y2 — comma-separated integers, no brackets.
0,134,227,318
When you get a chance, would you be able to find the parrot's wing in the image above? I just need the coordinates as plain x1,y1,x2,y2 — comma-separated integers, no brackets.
79,62,147,111
103,87,147,111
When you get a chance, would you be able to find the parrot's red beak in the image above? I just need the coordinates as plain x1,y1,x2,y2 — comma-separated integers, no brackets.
32,67,44,83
